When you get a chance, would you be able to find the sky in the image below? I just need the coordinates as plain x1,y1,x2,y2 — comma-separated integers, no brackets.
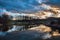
46,0,60,6
0,0,60,13
0,0,47,13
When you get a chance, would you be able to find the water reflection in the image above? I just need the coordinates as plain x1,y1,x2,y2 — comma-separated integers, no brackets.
0,13,60,34
7,25,24,32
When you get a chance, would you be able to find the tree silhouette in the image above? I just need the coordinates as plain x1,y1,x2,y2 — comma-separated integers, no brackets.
0,13,13,31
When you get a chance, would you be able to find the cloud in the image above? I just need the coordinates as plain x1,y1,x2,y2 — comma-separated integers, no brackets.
0,0,47,13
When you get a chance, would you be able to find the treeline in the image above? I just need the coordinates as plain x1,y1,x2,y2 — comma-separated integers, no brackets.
0,14,60,33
